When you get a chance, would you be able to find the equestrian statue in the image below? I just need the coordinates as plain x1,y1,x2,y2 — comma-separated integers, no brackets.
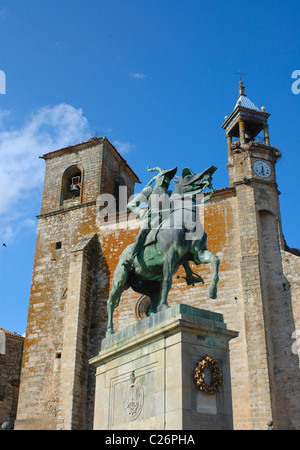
106,164,220,336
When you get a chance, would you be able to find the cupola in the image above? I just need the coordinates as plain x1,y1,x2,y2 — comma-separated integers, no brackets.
222,80,271,149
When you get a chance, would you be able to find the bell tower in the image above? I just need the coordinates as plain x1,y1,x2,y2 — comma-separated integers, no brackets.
222,79,281,187
15,137,140,430
221,81,300,429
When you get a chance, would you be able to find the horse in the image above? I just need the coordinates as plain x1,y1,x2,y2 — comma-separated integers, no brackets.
106,166,219,336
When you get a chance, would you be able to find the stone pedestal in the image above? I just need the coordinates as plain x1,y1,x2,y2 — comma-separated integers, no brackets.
90,304,238,430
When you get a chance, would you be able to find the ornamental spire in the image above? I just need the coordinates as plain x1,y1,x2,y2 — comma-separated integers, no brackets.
235,70,246,96
238,79,246,97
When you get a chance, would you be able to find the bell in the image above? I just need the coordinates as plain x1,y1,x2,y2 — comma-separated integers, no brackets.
70,184,80,191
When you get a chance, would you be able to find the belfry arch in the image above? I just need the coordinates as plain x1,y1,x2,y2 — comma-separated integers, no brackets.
60,165,83,205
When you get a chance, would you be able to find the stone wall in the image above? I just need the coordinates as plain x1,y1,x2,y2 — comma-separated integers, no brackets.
0,329,24,427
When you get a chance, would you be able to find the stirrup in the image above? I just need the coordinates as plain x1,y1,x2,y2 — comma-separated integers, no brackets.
122,259,133,270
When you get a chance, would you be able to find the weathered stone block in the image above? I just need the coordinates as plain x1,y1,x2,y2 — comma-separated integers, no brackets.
90,304,238,430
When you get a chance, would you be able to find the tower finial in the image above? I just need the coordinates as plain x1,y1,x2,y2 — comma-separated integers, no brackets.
235,70,246,96
238,80,246,96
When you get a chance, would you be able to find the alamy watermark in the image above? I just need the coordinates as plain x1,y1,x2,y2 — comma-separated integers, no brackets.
96,188,206,241
291,329,300,355
0,70,6,94
0,329,6,354
291,70,300,95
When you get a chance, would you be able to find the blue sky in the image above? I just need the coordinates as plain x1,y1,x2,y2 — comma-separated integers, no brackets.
0,0,299,335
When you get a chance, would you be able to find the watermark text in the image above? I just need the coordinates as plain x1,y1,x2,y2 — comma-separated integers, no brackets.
0,70,6,94
96,188,206,241
291,70,300,95
291,329,300,355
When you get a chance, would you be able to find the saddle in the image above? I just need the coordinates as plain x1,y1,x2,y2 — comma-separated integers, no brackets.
144,227,160,247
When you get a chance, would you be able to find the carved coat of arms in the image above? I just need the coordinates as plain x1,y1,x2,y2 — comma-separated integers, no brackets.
124,371,144,421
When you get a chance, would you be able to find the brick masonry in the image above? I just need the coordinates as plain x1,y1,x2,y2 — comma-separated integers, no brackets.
15,135,300,430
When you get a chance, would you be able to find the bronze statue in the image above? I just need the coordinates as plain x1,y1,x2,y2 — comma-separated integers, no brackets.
122,165,177,270
106,165,219,336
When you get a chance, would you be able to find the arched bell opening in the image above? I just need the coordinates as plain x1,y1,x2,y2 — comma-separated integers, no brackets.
60,165,83,205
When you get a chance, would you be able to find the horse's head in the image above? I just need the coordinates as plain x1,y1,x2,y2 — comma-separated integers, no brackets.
172,165,217,196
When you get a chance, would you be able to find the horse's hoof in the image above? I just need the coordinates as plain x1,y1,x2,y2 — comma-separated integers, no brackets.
207,286,217,299
157,303,169,312
106,329,114,337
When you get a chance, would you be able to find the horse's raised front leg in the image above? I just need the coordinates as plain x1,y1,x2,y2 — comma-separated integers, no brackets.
197,249,219,299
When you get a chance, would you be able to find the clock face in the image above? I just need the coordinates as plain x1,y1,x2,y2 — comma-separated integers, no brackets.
253,160,272,178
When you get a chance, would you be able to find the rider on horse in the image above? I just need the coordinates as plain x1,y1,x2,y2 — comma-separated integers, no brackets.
122,166,178,271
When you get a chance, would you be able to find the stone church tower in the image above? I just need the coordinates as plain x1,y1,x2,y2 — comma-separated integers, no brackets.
16,84,300,430
15,138,140,430
222,81,300,429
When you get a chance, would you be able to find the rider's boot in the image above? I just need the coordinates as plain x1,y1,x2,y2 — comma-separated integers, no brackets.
122,257,134,271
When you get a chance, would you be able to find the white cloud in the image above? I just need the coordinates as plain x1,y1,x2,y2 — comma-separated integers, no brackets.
54,41,69,51
0,7,8,19
112,140,135,154
0,104,90,242
130,72,146,79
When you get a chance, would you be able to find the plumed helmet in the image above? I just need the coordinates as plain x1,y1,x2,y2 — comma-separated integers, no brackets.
181,167,195,179
158,167,177,179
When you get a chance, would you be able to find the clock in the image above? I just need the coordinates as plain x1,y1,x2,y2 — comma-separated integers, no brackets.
253,160,272,178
